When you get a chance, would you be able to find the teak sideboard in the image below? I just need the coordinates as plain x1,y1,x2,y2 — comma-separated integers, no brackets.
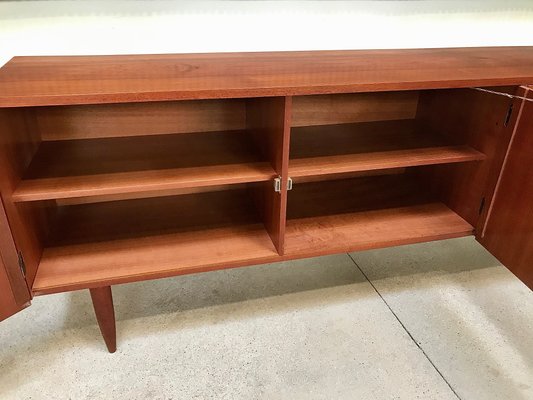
0,48,532,353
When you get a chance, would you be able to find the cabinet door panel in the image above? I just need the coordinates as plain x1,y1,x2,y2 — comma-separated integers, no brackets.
0,256,30,321
0,196,31,321
479,87,533,288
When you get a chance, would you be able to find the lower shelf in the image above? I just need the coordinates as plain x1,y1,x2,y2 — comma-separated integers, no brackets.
284,203,473,257
284,174,474,256
32,189,279,294
32,175,474,295
34,224,278,295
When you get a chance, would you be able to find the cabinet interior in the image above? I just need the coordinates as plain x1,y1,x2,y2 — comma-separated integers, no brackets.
0,87,515,295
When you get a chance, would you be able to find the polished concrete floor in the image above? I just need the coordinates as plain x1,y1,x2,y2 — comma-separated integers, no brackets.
1,237,532,399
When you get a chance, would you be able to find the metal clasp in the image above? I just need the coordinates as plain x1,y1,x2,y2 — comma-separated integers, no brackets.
273,177,293,193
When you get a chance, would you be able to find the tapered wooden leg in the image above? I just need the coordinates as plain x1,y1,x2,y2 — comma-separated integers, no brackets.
90,286,116,353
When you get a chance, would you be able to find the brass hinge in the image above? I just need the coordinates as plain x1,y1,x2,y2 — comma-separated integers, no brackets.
273,177,293,193
18,251,26,277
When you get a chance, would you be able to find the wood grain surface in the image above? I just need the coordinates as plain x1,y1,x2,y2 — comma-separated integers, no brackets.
1,47,533,107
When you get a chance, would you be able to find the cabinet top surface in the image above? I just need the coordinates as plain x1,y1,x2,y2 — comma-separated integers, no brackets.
1,47,533,107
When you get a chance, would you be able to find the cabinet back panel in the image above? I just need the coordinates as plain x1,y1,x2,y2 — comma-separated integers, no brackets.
35,99,247,141
46,188,263,246
291,91,419,127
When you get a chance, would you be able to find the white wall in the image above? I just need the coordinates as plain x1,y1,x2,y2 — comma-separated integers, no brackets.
1,0,533,67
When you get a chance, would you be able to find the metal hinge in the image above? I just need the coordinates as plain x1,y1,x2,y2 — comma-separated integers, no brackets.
273,177,293,193
504,103,513,127
18,251,26,277
478,197,486,215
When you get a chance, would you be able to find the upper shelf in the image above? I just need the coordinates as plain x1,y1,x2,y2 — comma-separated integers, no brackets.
289,121,486,178
1,47,533,107
13,130,275,202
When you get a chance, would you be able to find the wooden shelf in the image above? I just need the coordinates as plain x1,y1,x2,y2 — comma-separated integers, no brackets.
289,121,485,178
13,130,275,202
284,175,474,256
32,189,278,294
31,172,475,294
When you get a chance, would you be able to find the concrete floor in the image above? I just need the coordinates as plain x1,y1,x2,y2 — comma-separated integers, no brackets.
1,237,532,400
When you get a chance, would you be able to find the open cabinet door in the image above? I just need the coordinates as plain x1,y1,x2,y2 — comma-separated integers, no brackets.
479,86,533,289
0,195,31,321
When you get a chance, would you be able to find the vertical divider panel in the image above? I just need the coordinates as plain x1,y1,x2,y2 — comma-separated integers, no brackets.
246,96,292,255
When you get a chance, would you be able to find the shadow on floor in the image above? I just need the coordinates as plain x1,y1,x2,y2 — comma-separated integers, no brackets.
62,253,368,329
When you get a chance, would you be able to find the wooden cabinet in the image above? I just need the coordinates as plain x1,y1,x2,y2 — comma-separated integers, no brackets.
0,48,532,351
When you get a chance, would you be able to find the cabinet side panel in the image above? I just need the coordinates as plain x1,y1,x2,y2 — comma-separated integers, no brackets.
0,108,46,288
415,88,517,228
480,87,533,288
